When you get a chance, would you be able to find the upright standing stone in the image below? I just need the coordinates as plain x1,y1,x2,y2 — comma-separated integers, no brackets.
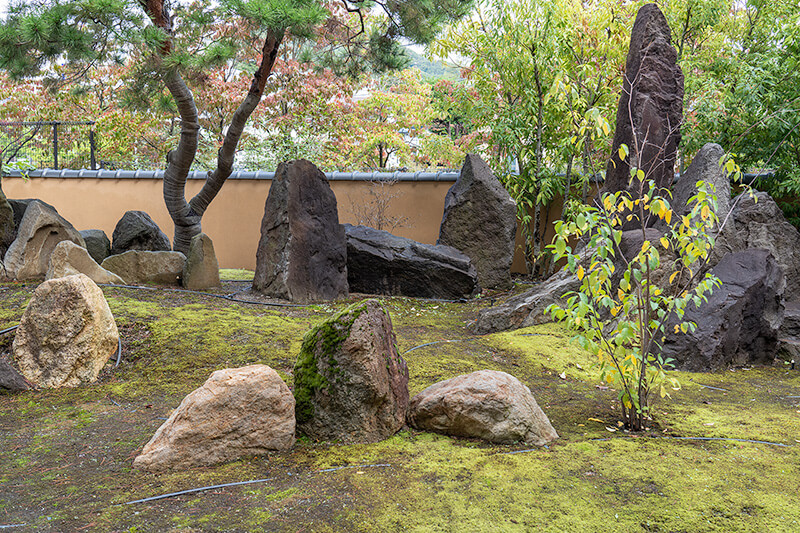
294,300,409,443
253,159,348,303
0,187,14,257
438,154,517,290
182,233,220,290
13,274,119,388
670,143,731,220
110,210,171,255
604,3,683,203
3,201,86,280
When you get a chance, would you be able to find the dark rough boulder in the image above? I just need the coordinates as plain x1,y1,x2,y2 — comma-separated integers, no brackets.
603,3,683,207
0,358,30,392
660,249,784,371
670,143,731,221
253,159,348,303
470,268,579,334
714,192,800,297
0,188,13,257
777,302,800,364
80,229,111,265
345,224,478,300
110,210,171,255
472,228,673,334
293,299,409,443
437,154,517,290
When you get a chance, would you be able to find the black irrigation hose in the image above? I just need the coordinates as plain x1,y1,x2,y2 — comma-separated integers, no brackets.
124,463,392,505
115,337,122,368
124,477,277,505
590,435,791,447
97,283,310,308
0,325,18,335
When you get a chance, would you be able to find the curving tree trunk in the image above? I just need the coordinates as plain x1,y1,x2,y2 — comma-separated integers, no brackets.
142,0,285,254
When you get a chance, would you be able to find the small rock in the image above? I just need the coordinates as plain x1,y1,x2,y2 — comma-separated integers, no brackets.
182,233,220,290
409,370,558,445
46,240,125,285
134,365,295,471
13,274,119,388
0,358,30,392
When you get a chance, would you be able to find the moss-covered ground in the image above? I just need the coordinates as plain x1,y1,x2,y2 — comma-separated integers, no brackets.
1,278,799,532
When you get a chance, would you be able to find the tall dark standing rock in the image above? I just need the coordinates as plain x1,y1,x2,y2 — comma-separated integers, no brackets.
0,187,14,258
253,159,348,303
604,3,683,208
437,154,517,290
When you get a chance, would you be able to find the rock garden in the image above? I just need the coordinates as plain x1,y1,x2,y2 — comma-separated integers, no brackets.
1,2,799,532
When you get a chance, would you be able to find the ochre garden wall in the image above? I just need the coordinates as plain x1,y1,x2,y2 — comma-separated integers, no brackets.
3,176,544,273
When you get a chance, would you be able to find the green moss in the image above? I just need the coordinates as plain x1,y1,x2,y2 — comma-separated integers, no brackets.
219,268,255,281
294,300,375,423
483,322,598,381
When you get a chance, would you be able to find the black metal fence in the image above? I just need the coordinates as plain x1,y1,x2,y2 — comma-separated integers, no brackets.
0,121,97,170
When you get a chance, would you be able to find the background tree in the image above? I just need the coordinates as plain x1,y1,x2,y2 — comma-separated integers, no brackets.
0,0,474,252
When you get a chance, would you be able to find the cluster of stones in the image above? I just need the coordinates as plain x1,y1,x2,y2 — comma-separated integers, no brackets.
132,299,558,471
0,193,220,290
252,155,517,303
473,3,800,373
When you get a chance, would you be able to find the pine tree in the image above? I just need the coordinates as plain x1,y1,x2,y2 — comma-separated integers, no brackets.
0,0,473,252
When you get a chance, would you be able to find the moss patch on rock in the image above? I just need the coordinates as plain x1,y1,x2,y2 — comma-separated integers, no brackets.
294,300,371,423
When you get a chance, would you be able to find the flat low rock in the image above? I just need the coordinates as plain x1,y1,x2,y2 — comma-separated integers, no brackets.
102,250,185,285
294,299,409,443
345,224,478,299
3,201,85,280
134,365,295,471
13,274,119,388
409,370,558,445
46,240,124,285
661,249,784,371
182,233,220,290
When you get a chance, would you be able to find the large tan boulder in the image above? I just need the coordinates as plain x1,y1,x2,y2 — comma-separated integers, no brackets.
182,233,220,290
13,274,119,388
134,365,295,471
101,250,185,285
3,201,85,280
294,299,409,443
46,240,125,285
409,370,558,445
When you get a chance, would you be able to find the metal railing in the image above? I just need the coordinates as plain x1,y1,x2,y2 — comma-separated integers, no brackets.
0,121,97,170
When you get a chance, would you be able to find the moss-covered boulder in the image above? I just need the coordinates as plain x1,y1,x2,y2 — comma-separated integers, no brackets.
293,299,409,442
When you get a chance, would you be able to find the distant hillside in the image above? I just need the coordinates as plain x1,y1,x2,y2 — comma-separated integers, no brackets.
404,48,462,81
